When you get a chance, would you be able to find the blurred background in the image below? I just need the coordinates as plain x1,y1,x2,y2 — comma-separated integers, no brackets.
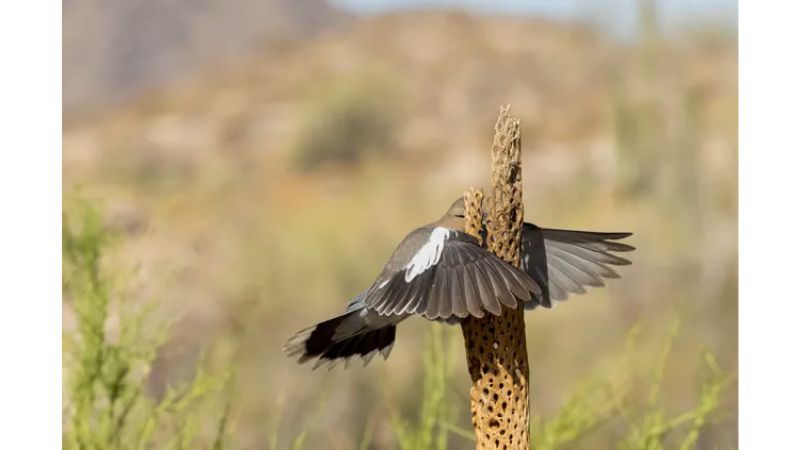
62,0,737,448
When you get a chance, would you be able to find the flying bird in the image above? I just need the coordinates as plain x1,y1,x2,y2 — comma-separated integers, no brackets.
284,198,634,369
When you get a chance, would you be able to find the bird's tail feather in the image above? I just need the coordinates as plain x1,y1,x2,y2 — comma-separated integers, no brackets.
283,311,396,369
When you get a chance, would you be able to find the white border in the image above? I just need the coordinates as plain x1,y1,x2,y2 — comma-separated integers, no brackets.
0,1,62,448
739,1,800,447
4,1,798,448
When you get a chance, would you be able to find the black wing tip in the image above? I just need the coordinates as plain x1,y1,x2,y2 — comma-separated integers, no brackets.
305,340,394,370
287,325,397,370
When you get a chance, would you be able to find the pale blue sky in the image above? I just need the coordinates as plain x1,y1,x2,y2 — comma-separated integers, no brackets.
331,0,738,38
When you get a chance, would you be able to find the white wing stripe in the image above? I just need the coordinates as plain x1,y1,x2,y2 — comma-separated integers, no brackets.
404,227,450,282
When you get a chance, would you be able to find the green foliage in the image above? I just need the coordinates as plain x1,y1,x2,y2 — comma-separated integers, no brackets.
380,321,729,450
530,320,728,450
618,320,728,450
391,325,452,450
529,325,640,450
266,391,326,450
62,195,230,450
291,72,403,171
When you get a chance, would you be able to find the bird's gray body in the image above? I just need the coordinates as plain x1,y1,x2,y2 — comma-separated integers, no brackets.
284,199,634,369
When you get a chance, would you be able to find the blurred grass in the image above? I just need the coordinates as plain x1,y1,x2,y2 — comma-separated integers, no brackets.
291,71,405,171
62,195,231,449
382,322,730,450
391,325,452,450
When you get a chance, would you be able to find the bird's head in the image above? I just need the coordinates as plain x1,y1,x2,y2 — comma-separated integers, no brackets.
435,197,467,231
445,197,466,219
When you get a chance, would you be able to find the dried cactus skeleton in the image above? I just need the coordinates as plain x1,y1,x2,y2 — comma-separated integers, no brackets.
461,106,531,449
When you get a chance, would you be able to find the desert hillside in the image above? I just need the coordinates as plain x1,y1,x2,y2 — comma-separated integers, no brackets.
63,0,348,115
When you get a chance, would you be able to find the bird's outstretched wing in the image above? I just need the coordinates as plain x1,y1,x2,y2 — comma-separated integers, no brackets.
521,224,634,308
364,228,541,320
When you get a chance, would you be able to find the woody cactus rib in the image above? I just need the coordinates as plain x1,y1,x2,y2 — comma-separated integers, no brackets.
461,105,531,449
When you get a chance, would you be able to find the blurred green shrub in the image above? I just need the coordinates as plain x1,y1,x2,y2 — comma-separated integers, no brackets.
62,195,230,450
617,321,727,450
382,322,728,450
291,72,404,171
99,141,196,192
391,325,452,450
